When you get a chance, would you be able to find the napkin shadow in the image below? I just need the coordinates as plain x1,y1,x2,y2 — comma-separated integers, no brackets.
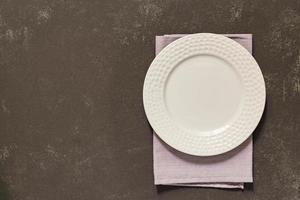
156,184,250,193
244,183,254,191
156,185,182,193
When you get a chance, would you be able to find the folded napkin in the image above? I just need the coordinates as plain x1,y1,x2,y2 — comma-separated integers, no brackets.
153,34,253,189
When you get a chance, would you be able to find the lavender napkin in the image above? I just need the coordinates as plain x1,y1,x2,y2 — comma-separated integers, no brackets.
153,34,253,189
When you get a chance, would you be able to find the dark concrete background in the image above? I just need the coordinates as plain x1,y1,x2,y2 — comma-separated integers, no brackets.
0,0,299,199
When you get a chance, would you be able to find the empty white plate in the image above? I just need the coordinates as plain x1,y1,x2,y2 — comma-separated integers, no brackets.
143,33,266,156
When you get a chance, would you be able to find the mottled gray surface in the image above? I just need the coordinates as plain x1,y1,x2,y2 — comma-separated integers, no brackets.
0,0,299,199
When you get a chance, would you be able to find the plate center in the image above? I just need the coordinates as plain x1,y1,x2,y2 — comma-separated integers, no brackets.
165,54,243,133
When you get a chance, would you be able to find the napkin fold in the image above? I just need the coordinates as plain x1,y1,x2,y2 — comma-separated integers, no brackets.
153,34,253,189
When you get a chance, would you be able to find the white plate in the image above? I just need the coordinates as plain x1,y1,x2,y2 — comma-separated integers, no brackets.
143,33,266,156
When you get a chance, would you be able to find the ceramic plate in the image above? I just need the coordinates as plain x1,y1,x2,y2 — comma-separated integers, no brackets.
143,33,266,156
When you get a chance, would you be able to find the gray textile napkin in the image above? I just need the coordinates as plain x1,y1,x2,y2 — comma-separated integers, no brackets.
153,34,253,189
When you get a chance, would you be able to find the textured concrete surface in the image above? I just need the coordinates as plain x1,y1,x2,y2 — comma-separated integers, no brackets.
0,0,299,199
